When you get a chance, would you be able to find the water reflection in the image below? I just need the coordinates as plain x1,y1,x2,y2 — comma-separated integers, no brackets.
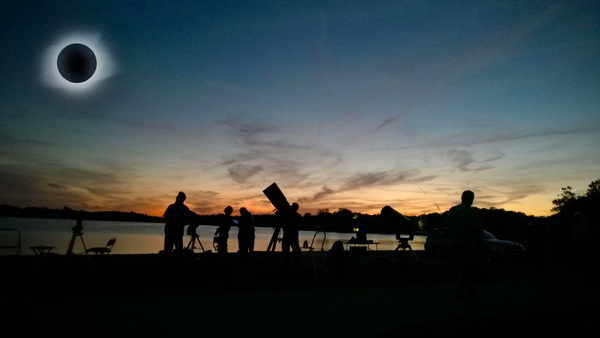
0,217,425,255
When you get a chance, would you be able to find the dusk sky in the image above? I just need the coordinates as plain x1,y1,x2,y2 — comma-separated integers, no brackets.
1,1,599,217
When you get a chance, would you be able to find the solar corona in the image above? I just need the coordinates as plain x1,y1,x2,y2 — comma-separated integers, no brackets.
42,32,115,94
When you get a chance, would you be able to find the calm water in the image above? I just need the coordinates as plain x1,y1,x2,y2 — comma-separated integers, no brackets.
0,217,425,255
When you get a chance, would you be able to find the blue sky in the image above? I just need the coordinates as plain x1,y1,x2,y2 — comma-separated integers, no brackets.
1,1,599,217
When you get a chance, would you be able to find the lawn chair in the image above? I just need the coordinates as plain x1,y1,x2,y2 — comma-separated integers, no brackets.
86,237,116,255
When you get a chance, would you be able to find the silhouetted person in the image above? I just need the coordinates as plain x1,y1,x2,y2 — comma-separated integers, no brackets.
282,202,302,258
215,206,235,255
571,211,592,277
356,227,367,242
444,190,483,301
524,221,550,275
237,207,255,256
328,240,348,280
163,192,196,254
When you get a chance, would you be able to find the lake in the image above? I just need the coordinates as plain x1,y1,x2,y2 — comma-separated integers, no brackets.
0,217,426,255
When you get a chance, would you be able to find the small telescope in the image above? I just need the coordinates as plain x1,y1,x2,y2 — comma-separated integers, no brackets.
187,223,200,236
71,219,83,234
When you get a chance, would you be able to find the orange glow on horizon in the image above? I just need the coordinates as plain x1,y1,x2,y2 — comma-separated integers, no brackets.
135,198,554,218
79,183,558,218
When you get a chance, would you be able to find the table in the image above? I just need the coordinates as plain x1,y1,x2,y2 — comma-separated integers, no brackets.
345,240,380,251
31,245,55,255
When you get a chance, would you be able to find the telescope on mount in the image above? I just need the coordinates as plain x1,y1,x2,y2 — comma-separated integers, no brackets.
380,205,413,240
380,205,418,260
262,182,301,255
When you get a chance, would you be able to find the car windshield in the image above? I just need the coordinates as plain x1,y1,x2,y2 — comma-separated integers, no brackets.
483,230,496,239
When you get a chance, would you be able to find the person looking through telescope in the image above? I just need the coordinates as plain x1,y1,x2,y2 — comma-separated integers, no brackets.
237,207,255,257
281,202,302,259
215,206,235,254
163,191,197,254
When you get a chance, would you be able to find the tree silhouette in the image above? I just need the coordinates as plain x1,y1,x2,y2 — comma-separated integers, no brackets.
551,186,578,213
552,179,600,218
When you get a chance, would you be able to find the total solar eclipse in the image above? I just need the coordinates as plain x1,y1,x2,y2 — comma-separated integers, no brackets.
57,43,97,83
42,32,115,94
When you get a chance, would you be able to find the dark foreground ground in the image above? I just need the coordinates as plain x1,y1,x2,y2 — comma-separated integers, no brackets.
2,249,599,337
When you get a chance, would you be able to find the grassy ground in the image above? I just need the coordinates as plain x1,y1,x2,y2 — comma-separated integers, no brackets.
3,250,599,337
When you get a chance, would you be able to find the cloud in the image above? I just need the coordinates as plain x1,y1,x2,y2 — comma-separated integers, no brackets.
184,190,222,214
311,186,335,201
342,170,410,191
217,118,343,187
447,149,503,173
429,2,566,87
372,117,397,132
299,168,437,206
0,154,149,212
447,150,476,172
473,183,547,211
228,164,263,183
342,169,436,191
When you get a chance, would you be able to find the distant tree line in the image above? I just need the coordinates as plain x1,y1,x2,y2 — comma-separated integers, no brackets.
0,205,164,223
2,178,597,244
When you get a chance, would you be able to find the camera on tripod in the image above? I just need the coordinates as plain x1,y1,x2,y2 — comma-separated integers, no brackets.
187,223,199,236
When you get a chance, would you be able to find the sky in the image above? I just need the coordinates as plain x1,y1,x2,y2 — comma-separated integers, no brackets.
1,1,599,217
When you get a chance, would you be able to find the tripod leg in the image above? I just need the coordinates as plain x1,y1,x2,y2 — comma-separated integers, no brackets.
66,233,77,255
196,236,205,253
267,227,281,252
409,245,419,260
79,235,88,254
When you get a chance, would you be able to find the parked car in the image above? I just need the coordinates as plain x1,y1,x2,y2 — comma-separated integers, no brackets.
424,227,526,263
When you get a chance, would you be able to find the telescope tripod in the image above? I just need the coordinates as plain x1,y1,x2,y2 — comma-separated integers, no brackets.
186,232,206,253
266,226,282,252
66,231,88,256
267,226,301,256
395,238,418,260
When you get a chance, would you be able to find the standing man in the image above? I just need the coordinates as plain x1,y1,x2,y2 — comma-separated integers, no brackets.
237,207,255,256
163,191,196,254
444,190,483,301
282,202,302,258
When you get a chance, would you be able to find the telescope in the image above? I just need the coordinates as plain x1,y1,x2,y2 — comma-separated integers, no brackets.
262,182,301,254
381,206,418,260
380,206,413,241
263,182,294,217
187,223,200,236
71,219,83,234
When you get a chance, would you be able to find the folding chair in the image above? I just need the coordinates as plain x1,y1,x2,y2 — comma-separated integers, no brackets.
86,237,116,255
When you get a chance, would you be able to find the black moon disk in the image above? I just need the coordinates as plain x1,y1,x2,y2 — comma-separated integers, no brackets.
57,43,97,83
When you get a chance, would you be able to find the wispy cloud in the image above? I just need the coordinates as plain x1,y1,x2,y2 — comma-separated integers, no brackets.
430,2,566,86
228,164,264,183
217,118,342,187
372,117,397,132
302,169,437,203
473,183,547,211
448,150,480,172
309,186,335,202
